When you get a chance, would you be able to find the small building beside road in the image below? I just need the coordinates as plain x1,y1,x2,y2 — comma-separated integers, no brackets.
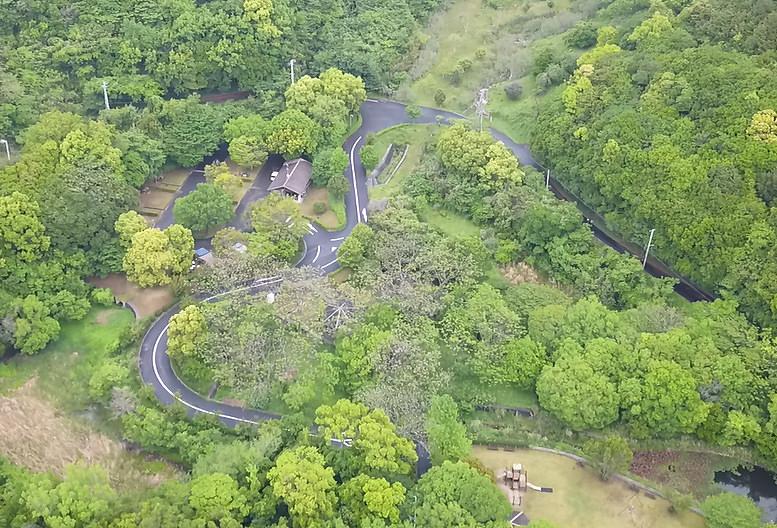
268,158,312,201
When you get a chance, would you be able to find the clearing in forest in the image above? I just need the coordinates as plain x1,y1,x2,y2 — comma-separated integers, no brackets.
0,378,179,490
473,446,706,528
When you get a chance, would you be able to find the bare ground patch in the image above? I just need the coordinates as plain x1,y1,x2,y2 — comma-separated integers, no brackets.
0,379,178,490
90,274,174,319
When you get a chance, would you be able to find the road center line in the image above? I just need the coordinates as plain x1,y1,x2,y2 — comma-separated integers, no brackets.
312,245,321,263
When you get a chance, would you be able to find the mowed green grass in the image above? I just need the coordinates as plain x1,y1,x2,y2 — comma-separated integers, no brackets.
369,124,440,201
473,447,706,528
0,307,134,410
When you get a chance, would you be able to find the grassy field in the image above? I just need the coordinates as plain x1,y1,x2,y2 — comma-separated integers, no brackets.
369,124,440,201
473,447,706,528
301,186,345,230
0,307,134,401
399,0,593,142
0,307,179,490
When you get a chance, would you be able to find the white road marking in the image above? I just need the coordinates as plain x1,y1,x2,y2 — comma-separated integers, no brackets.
366,98,379,103
308,222,317,233
350,136,363,223
293,238,308,267
150,277,284,425
321,258,339,269
330,236,345,242
331,246,338,253
312,245,321,263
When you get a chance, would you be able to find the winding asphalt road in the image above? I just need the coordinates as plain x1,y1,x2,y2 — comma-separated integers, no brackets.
139,98,714,477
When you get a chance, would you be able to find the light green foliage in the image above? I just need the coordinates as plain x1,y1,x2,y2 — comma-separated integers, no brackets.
159,97,224,167
188,472,249,525
335,322,392,392
426,395,471,465
748,109,777,144
88,358,130,400
18,464,116,528
721,410,762,447
360,144,379,171
11,295,61,355
338,224,375,270
229,135,268,169
249,193,307,261
0,191,50,262
315,399,418,476
437,123,523,192
583,435,633,481
224,115,268,143
702,493,762,528
214,172,244,202
174,183,233,233
114,211,148,250
411,461,511,526
536,352,619,430
264,109,320,158
268,446,337,528
168,305,208,359
122,225,194,287
622,359,708,438
340,475,406,525
312,147,349,186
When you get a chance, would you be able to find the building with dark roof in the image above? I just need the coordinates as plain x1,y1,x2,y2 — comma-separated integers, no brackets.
267,158,313,201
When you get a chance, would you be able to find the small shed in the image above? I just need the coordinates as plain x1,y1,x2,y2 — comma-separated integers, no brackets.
267,158,313,201
194,247,214,266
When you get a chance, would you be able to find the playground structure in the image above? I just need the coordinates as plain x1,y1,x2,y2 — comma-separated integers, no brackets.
502,462,554,526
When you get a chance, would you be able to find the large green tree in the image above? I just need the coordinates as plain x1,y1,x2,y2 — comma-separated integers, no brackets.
174,183,234,234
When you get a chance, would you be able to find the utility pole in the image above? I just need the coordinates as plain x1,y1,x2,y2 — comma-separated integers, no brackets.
101,81,110,110
474,88,490,132
642,228,655,269
289,59,296,85
0,139,9,162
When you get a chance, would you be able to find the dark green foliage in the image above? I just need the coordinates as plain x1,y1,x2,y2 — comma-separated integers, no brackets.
565,21,598,48
504,81,523,100
174,183,234,234
532,9,777,327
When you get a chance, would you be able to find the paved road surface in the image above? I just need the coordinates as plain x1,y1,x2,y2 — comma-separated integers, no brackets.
139,98,713,478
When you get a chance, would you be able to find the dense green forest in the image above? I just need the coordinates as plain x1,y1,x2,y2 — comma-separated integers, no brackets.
531,0,777,328
0,0,438,137
2,0,777,526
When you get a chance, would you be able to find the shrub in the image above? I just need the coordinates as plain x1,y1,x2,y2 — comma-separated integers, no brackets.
313,202,327,214
360,144,379,171
504,82,523,101
457,58,473,71
434,89,447,106
564,21,598,49
475,47,487,59
702,493,761,528
91,288,115,306
405,104,421,119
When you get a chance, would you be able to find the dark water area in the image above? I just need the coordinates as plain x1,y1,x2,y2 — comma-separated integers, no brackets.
714,466,777,522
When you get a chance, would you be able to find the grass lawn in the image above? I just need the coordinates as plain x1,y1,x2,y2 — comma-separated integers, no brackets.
473,446,706,528
369,125,440,201
301,186,345,230
419,206,481,237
